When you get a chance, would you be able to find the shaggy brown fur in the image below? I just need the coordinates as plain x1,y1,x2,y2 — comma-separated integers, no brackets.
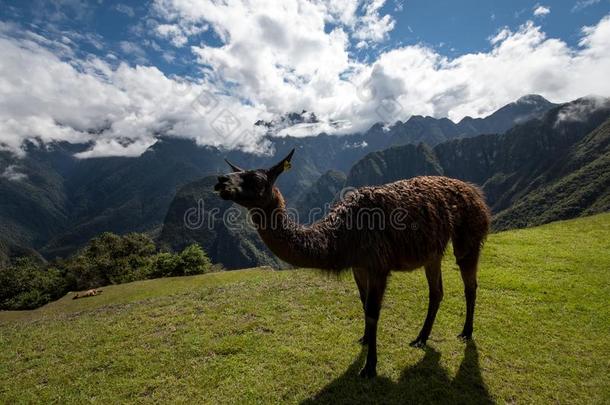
73,289,103,300
215,150,491,378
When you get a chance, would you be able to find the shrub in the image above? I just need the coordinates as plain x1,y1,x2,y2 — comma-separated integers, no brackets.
0,258,67,310
179,244,212,276
65,232,156,289
148,244,212,277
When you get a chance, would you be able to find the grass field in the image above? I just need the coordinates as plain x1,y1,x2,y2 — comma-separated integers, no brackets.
1,213,609,404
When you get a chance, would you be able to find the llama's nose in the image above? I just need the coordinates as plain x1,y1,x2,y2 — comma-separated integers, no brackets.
217,175,229,184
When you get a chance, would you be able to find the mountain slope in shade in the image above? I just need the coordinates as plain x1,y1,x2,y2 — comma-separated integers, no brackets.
0,145,73,248
294,170,347,223
386,94,557,147
455,94,557,137
0,239,45,267
492,117,610,229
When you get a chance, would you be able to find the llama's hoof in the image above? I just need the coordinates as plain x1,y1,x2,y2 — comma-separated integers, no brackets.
358,335,369,346
457,332,472,341
409,338,427,348
359,365,377,378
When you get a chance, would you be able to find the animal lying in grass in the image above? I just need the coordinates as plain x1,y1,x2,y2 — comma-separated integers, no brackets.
73,289,103,300
214,149,491,378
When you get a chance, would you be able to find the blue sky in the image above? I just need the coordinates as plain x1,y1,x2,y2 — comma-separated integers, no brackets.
0,0,609,157
385,0,609,54
2,0,608,75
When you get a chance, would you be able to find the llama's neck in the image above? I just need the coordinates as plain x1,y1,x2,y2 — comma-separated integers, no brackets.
250,188,335,269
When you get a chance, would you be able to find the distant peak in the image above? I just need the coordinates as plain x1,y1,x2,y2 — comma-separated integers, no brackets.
515,94,550,105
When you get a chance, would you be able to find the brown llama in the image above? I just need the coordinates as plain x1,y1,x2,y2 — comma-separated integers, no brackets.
214,149,491,378
73,289,103,300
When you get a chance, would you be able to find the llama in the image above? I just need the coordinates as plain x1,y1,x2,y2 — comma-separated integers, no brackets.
215,149,491,378
73,289,103,300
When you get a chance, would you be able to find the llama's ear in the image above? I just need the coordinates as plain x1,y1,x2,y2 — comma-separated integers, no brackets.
267,148,295,183
225,159,244,173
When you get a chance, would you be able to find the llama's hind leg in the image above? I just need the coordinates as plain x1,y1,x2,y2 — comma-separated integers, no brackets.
410,257,443,348
360,273,387,378
353,268,369,345
456,248,480,340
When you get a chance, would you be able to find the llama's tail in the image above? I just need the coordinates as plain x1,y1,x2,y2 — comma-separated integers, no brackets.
452,183,491,267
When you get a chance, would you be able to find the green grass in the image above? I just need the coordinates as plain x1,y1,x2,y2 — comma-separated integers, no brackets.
1,214,610,404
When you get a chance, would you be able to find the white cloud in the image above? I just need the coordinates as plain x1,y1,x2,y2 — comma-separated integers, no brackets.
153,22,208,47
114,3,135,18
0,165,27,181
155,24,188,47
555,95,610,125
352,0,396,43
0,29,271,158
1,3,610,159
119,40,148,64
533,5,551,17
573,0,601,12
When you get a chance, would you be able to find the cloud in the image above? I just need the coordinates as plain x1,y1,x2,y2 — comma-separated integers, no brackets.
1,3,610,159
0,165,27,181
572,0,601,12
119,40,148,64
155,24,187,47
0,28,272,158
114,4,135,18
533,5,551,17
33,0,95,23
352,0,396,43
555,95,610,125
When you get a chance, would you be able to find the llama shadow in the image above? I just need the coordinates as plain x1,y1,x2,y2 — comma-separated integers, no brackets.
302,341,494,405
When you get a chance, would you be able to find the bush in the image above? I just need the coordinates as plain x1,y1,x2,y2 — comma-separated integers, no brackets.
65,232,156,289
0,258,67,310
179,244,212,276
148,244,212,277
147,252,180,278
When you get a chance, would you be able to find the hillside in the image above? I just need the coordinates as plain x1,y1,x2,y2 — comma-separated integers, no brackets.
1,214,609,403
294,170,347,224
493,117,610,229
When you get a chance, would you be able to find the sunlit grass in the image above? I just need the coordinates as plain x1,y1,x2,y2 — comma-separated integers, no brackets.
1,213,609,403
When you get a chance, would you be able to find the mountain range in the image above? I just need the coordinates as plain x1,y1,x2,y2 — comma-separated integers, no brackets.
2,94,607,269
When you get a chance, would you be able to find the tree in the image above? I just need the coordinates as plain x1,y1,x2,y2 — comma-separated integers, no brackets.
0,258,67,310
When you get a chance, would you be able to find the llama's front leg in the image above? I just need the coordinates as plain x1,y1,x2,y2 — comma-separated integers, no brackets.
360,275,387,378
410,259,443,348
353,268,368,345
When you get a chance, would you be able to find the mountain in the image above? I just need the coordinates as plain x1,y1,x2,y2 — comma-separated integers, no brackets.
0,144,74,249
454,94,557,136
386,94,557,146
346,96,610,230
0,239,45,267
492,116,610,229
294,170,347,224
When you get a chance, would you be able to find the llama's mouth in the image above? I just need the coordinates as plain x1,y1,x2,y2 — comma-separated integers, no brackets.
214,183,234,200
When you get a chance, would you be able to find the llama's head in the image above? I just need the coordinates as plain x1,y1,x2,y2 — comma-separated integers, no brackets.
215,149,294,208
